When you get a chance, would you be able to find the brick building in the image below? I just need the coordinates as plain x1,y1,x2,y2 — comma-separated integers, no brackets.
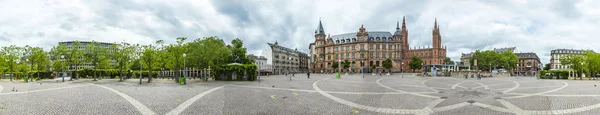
309,17,446,73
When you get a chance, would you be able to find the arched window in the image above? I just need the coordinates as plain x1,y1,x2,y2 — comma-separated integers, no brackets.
376,37,380,41
369,37,374,41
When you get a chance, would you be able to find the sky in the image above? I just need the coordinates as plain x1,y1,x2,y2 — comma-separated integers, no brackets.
1,0,600,64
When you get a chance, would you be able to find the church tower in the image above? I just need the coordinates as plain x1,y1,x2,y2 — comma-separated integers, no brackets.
314,19,326,70
432,18,442,64
400,16,409,60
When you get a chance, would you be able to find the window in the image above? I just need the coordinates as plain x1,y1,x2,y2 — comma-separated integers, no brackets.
340,46,343,51
382,44,386,49
346,53,349,59
370,53,374,58
382,53,386,58
353,53,356,59
336,54,338,59
346,46,349,51
389,45,392,49
361,53,364,58
352,45,356,50
376,52,380,58
370,44,374,50
360,45,364,50
336,47,338,51
389,52,392,58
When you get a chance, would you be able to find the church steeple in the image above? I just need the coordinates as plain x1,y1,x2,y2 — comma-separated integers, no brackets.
393,18,401,36
316,18,325,35
434,18,438,29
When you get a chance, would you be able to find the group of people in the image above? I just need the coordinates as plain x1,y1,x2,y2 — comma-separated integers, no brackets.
465,73,484,80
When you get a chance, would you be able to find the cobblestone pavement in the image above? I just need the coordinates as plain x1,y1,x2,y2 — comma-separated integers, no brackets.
2,74,600,115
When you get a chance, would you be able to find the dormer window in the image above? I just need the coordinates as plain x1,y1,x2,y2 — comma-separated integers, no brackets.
369,37,374,41
376,37,380,41
352,38,356,41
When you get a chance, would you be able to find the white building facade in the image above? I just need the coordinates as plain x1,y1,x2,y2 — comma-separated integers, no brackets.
261,42,307,74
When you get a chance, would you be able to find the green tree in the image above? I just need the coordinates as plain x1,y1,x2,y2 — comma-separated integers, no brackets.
443,57,454,65
342,60,350,72
1,45,24,81
111,42,134,82
24,46,50,80
141,44,159,83
0,54,7,78
62,41,84,80
97,59,110,79
371,64,376,73
409,56,423,72
165,37,187,80
331,61,339,72
186,37,231,69
543,63,551,70
383,58,393,74
561,54,585,80
227,38,253,64
84,41,109,81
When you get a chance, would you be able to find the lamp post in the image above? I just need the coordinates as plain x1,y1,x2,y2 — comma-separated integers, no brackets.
61,55,65,82
26,59,29,83
139,54,143,85
401,62,404,78
516,64,519,79
580,62,583,80
361,61,364,78
339,59,341,73
183,53,187,85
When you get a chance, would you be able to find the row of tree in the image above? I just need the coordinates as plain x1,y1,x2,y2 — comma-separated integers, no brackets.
0,36,254,83
468,50,519,73
560,50,600,80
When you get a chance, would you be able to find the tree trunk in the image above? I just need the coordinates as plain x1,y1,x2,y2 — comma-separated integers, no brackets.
93,68,97,81
148,69,152,83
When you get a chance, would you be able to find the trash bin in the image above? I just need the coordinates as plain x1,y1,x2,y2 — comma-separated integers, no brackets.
179,77,185,85
336,72,340,79
24,76,28,82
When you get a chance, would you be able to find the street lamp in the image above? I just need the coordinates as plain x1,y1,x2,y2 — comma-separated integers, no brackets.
339,59,341,73
361,61,364,78
580,62,584,80
183,53,187,85
26,59,29,83
61,55,65,82
139,54,143,85
401,62,404,78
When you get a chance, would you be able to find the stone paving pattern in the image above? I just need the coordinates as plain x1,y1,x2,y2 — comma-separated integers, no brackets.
2,74,600,114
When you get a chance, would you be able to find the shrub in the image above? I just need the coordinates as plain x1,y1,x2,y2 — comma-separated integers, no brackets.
214,64,257,81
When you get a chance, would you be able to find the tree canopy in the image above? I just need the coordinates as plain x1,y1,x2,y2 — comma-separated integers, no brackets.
408,56,423,72
469,50,518,72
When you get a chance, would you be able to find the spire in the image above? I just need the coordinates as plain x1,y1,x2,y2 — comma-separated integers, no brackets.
396,19,400,30
316,19,325,35
402,16,406,28
434,18,438,29
394,17,404,35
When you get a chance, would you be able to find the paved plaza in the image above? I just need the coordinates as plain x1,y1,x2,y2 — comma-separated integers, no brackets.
2,74,600,115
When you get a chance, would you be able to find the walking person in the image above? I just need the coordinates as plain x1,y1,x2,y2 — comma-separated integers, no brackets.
307,72,310,79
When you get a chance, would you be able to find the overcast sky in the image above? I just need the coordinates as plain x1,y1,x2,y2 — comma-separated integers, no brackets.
1,0,600,64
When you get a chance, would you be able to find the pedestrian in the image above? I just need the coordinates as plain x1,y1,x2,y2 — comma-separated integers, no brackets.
465,73,468,79
307,72,310,79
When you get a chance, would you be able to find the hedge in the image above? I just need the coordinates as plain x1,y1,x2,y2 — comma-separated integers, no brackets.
540,70,569,79
213,64,257,81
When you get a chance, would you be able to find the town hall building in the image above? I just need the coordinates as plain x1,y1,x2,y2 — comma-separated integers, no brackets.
309,17,447,73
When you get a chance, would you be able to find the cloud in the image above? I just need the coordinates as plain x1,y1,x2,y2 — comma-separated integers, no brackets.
1,0,600,65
